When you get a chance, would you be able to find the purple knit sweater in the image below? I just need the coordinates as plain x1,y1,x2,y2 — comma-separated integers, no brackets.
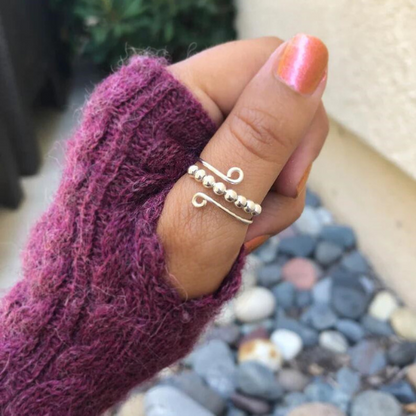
0,57,244,416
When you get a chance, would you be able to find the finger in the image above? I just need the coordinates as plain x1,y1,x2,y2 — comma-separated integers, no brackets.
274,103,329,197
245,188,307,243
170,37,284,124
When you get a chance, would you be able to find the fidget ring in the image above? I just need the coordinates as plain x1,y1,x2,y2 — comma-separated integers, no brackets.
187,159,262,224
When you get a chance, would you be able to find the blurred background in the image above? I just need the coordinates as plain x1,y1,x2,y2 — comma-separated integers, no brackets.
1,1,416,415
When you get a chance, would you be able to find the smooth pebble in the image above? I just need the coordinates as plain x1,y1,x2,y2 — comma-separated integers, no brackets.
350,390,401,416
288,403,346,416
271,329,303,361
282,258,318,290
277,369,310,392
238,339,283,372
368,291,399,321
391,307,416,340
319,331,349,354
235,287,276,323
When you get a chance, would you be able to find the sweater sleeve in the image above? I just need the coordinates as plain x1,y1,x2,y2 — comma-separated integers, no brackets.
0,57,244,416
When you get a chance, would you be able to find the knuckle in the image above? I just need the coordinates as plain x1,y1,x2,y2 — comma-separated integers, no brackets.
227,107,291,162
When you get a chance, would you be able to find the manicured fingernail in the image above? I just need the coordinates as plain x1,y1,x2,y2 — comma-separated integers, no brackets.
244,235,271,254
276,34,328,95
296,163,313,197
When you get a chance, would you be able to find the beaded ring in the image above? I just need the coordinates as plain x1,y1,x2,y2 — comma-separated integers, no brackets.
187,160,262,224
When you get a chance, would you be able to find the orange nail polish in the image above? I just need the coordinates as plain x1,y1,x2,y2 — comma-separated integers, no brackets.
276,34,328,95
244,235,271,254
296,164,313,197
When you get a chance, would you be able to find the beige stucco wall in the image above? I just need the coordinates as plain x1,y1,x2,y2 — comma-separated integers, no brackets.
236,0,416,307
236,0,416,180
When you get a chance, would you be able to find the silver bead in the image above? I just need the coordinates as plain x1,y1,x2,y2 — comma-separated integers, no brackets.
213,182,226,195
187,165,199,176
194,169,206,182
244,200,256,214
253,204,262,216
235,195,247,209
224,189,238,203
202,175,215,188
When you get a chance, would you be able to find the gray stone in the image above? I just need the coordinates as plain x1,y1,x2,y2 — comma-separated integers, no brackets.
331,275,369,319
315,241,344,266
305,189,321,208
296,290,312,309
349,340,387,376
284,392,309,407
351,391,401,416
275,316,319,347
312,278,332,304
304,381,334,402
236,362,283,401
287,403,346,416
380,381,416,404
361,315,394,337
279,235,317,258
227,408,247,416
277,369,310,392
320,225,356,249
359,276,376,296
165,372,226,415
257,240,280,263
231,392,271,414
205,324,240,346
258,264,282,287
273,282,296,309
301,303,338,331
336,319,365,343
336,367,361,395
341,251,369,274
387,342,416,367
191,340,236,397
319,331,349,354
294,206,322,236
145,385,215,416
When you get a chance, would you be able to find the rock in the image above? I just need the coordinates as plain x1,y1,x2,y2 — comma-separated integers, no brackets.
118,393,145,416
359,276,376,296
258,264,282,287
226,408,247,416
296,290,312,309
340,251,369,274
380,381,416,404
277,369,310,392
361,315,394,337
294,206,322,236
368,291,399,321
391,307,416,340
331,274,369,319
319,331,349,354
235,287,276,323
231,392,271,415
145,385,215,416
320,225,356,249
238,339,283,372
304,381,334,402
236,362,283,401
406,363,416,389
336,319,365,343
191,340,236,397
270,329,303,361
276,316,319,347
256,238,280,263
336,367,361,396
349,340,387,376
287,403,346,416
387,342,416,367
316,207,334,225
238,327,269,347
240,319,274,335
205,324,240,346
315,241,343,267
216,301,236,326
279,235,317,257
284,392,310,407
302,303,337,331
350,391,401,416
282,258,318,290
312,278,332,304
166,372,226,415
305,189,321,208
272,282,296,310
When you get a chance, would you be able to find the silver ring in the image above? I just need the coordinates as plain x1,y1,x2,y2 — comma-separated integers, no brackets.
187,161,262,224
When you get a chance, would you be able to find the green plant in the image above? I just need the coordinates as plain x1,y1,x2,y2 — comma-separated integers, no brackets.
51,0,236,68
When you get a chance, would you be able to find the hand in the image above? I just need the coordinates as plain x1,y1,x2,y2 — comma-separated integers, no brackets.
157,35,329,299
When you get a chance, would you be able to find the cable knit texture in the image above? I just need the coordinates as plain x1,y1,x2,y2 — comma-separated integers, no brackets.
0,57,244,416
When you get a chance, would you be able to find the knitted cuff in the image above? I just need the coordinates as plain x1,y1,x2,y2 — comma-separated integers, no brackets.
0,56,243,416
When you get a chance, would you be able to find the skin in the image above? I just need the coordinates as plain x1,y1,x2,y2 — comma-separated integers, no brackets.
157,36,329,299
